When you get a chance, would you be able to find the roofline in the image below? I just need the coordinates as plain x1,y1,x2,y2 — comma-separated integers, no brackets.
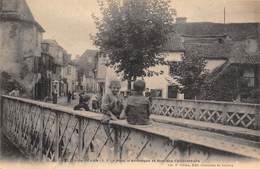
182,35,227,38
35,22,45,32
0,12,45,32
206,60,231,82
163,49,185,52
81,49,99,57
205,57,228,60
174,21,260,25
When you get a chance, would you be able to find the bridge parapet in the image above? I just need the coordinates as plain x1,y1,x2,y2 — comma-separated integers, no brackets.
151,98,260,130
1,95,260,162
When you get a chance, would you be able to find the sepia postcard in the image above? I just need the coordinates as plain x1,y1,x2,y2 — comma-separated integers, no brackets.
0,0,260,168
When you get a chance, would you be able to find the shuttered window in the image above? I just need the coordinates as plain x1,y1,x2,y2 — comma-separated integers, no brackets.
243,67,255,87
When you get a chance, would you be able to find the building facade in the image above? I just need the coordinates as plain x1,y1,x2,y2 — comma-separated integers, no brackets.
168,18,260,103
98,19,260,102
0,0,45,97
61,62,77,94
40,39,74,97
76,50,100,93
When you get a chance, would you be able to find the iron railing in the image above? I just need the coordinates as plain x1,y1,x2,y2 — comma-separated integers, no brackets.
151,98,260,130
1,95,260,161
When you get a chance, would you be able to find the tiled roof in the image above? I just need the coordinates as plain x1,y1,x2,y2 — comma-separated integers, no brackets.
164,22,260,64
173,22,258,41
229,43,260,64
184,41,231,59
163,34,184,52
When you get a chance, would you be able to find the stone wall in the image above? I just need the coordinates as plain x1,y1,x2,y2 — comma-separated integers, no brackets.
0,20,42,96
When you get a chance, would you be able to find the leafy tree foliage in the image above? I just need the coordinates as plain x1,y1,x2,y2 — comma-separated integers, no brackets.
172,55,256,102
170,55,209,99
0,71,24,95
93,0,176,87
203,65,256,102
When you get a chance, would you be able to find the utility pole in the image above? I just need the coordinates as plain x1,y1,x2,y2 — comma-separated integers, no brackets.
224,7,226,24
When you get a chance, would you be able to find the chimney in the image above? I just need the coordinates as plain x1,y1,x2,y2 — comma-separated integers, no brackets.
176,17,187,24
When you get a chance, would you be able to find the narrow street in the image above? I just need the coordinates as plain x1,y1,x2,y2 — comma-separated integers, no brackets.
57,96,79,108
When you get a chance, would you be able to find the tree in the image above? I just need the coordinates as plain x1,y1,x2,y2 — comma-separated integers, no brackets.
93,0,176,88
170,55,209,99
0,71,25,95
203,65,254,102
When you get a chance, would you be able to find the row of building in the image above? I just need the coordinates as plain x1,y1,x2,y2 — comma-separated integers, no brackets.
1,0,260,103
79,17,260,103
0,0,77,99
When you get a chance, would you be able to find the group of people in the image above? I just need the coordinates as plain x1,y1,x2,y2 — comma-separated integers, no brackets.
67,91,76,103
8,88,20,97
73,79,151,125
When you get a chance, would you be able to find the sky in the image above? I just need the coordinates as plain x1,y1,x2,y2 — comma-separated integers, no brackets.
26,0,260,57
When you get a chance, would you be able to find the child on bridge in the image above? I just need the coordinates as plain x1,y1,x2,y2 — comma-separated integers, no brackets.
101,80,124,121
121,80,151,125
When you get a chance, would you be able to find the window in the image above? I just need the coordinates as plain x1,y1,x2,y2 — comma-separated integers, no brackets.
67,67,71,75
41,43,49,53
169,61,178,75
168,86,178,98
243,68,255,87
150,89,162,97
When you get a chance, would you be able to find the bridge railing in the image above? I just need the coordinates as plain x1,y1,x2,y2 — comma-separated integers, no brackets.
1,95,260,161
151,98,260,130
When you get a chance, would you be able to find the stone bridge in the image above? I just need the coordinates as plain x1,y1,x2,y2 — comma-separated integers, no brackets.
0,95,259,162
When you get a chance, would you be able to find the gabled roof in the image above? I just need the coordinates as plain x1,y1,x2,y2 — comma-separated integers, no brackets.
0,0,45,32
76,49,99,77
42,39,59,46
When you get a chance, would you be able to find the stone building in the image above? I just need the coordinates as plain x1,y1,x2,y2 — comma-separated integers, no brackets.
34,43,54,100
76,50,99,93
61,61,77,94
40,39,74,97
98,18,260,102
0,0,45,97
168,18,260,103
